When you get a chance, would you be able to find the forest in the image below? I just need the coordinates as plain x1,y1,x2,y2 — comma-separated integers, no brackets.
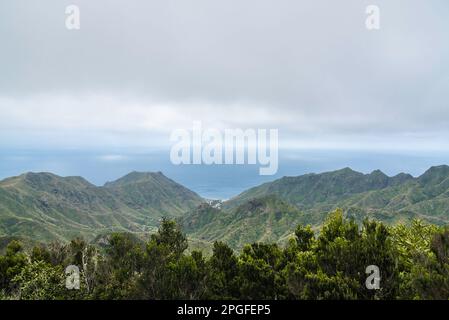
1,209,448,300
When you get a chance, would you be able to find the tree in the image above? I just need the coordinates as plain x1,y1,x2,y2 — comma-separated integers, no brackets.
30,245,51,264
167,250,209,299
93,233,143,299
400,227,449,299
286,210,399,299
294,225,315,251
150,218,188,258
0,241,28,296
138,218,189,299
13,261,65,300
238,243,286,299
208,241,239,299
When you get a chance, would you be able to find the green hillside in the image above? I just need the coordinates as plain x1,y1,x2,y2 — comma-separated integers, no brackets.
2,166,449,250
0,171,203,242
226,167,414,210
182,166,449,249
181,195,310,250
225,166,449,223
104,171,204,217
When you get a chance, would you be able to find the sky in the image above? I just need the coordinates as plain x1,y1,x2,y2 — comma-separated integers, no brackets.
1,1,449,197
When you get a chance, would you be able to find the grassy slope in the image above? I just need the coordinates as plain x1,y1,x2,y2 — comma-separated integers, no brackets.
183,166,449,250
3,166,449,251
0,171,203,242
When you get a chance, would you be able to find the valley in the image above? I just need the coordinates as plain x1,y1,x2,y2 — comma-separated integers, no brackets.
2,165,449,251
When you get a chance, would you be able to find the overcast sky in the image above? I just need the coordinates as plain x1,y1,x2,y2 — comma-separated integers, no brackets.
1,0,448,152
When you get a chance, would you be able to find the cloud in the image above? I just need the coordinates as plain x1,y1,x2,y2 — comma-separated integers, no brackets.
0,0,448,151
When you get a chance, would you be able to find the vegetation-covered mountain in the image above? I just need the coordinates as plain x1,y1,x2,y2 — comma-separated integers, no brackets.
226,167,414,209
3,166,449,250
182,165,449,249
226,166,449,223
104,171,203,217
0,171,203,242
182,196,309,250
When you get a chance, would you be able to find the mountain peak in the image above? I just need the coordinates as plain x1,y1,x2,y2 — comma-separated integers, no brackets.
104,171,166,187
418,165,449,185
0,172,52,187
390,172,414,186
336,167,357,174
423,165,449,173
370,169,387,176
0,172,95,189
329,167,368,179
23,171,57,180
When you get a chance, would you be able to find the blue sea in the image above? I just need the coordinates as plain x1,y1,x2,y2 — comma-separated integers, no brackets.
1,148,449,200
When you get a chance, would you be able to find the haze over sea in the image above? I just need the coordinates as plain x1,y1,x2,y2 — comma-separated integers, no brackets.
2,148,449,200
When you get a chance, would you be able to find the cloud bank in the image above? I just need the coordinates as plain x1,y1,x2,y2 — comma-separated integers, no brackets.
1,0,448,151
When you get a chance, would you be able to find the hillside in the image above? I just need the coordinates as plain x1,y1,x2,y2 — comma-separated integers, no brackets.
2,166,449,250
182,166,449,249
0,171,203,242
181,195,308,250
225,166,449,225
104,171,203,217
226,167,414,210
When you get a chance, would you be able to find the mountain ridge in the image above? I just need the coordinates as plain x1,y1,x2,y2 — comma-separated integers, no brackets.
2,166,449,249
0,171,203,242
182,165,449,249
225,166,417,210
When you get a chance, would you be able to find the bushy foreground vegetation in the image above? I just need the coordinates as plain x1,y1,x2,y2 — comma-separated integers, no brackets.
1,209,449,300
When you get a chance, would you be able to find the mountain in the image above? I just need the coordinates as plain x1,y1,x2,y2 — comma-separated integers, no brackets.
104,171,203,217
182,166,449,249
2,166,449,250
225,167,414,210
0,171,203,242
181,195,308,250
